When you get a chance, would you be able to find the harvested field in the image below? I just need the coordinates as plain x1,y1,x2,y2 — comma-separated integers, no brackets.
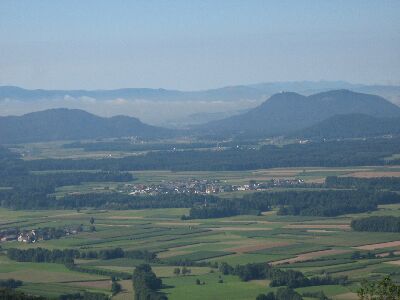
271,249,349,265
355,240,400,250
261,211,276,216
157,250,192,259
385,260,400,265
376,251,400,258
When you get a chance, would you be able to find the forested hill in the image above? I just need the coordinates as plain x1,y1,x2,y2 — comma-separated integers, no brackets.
199,90,400,137
0,108,176,143
293,114,400,139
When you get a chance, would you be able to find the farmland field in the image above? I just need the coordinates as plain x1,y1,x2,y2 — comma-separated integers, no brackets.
1,199,400,299
2,140,400,299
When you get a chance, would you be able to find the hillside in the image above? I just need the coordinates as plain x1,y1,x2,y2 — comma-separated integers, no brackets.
293,114,400,139
199,90,400,137
0,108,174,144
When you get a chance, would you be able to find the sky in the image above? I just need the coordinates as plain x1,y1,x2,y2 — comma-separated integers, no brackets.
0,0,399,90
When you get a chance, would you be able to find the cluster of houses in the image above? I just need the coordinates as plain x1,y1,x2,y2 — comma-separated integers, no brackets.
0,226,81,244
122,178,305,196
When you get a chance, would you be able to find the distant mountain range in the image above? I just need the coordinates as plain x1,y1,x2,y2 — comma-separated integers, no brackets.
1,90,399,144
1,81,400,103
1,81,400,126
198,90,400,137
0,108,173,144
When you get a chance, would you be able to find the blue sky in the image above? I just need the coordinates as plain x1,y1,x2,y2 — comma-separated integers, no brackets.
0,0,399,90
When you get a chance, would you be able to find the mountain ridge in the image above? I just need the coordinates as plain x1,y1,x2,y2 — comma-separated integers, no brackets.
198,89,400,137
0,108,174,144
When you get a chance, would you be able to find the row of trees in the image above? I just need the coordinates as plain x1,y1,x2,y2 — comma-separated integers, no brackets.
65,263,131,280
7,248,79,264
351,216,400,232
7,247,157,264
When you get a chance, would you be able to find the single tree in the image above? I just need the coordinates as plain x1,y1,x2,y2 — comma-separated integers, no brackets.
173,267,181,276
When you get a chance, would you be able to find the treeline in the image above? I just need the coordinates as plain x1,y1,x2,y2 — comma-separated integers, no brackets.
0,171,133,189
185,197,270,219
351,216,400,232
25,137,400,172
65,263,131,280
219,262,348,288
7,247,156,264
257,289,329,300
3,182,400,217
188,190,400,218
58,291,109,300
0,288,46,300
256,288,303,300
81,248,156,262
7,248,79,264
57,193,217,210
0,170,133,210
326,176,400,191
132,264,167,300
248,190,400,217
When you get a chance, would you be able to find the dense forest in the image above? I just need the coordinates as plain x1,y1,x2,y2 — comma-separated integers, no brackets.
326,176,400,191
24,137,400,171
351,216,400,232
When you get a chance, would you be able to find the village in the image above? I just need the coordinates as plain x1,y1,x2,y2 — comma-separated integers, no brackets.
0,225,83,244
122,178,306,196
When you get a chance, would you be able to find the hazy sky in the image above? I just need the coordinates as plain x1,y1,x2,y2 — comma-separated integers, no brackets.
1,0,399,90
